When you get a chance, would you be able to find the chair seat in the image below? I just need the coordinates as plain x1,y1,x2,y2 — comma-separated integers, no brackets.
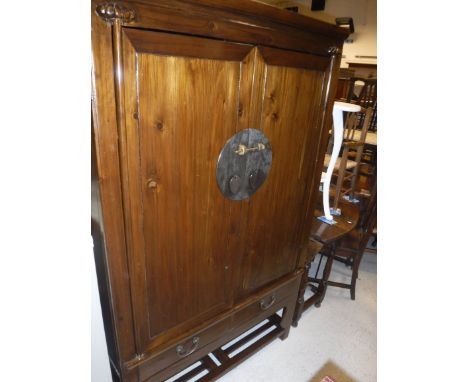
324,154,358,170
351,130,377,146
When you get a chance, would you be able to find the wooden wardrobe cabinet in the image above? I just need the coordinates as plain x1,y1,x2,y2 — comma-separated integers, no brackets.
92,1,347,381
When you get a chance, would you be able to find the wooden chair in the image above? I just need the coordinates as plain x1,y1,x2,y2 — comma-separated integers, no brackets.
346,77,377,181
345,77,377,132
293,185,376,321
312,180,377,301
335,68,355,100
294,102,373,316
323,107,373,210
346,78,376,107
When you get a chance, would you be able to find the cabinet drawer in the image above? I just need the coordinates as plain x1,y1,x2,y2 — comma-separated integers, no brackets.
136,272,301,381
137,316,231,381
232,272,301,329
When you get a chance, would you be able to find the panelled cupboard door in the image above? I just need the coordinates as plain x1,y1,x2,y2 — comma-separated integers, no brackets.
120,28,258,353
119,27,330,354
235,48,330,296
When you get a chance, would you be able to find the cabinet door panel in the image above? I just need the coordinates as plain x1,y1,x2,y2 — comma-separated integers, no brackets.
240,49,328,293
121,29,254,351
140,53,238,338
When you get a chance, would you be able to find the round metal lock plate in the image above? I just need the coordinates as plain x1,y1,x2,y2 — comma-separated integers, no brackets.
216,128,272,201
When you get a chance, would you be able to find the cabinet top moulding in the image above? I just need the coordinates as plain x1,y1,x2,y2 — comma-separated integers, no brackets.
94,0,349,57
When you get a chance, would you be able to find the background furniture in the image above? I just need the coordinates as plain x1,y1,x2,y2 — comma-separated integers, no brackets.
346,62,377,79
323,106,373,210
346,78,377,109
335,68,355,100
338,76,377,199
91,1,348,381
320,101,361,222
304,201,360,309
346,78,377,144
333,179,377,299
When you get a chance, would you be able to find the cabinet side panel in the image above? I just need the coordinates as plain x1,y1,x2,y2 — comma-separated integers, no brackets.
92,123,120,378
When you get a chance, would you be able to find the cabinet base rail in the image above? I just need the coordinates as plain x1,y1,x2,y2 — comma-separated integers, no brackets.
159,314,284,382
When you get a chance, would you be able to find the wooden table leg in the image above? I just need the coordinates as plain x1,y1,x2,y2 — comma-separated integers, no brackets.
292,261,311,327
350,250,363,300
314,249,334,307
303,242,335,309
292,239,322,325
304,253,333,309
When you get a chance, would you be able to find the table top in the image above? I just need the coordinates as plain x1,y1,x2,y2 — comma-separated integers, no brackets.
310,201,360,244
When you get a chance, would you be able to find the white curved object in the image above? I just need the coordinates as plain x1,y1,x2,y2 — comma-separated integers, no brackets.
334,101,362,113
319,101,361,224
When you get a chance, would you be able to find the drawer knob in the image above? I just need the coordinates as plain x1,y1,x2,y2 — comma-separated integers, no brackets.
175,336,200,358
260,294,276,310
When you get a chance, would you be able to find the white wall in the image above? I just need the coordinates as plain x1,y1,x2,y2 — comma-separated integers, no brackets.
258,0,377,67
324,0,376,67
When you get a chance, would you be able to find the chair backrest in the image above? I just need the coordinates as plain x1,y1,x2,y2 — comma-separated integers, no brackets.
343,107,373,144
346,78,377,132
335,68,355,100
346,78,377,106
369,101,377,132
327,106,373,210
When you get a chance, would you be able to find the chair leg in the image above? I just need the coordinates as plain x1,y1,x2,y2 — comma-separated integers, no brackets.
350,251,364,300
345,255,353,267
